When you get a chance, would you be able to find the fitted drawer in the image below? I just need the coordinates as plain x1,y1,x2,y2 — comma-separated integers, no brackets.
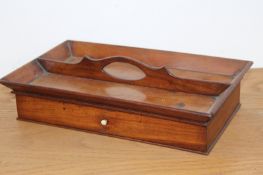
16,94,207,152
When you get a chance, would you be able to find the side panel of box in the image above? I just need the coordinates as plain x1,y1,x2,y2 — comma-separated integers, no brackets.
207,84,240,151
15,94,207,153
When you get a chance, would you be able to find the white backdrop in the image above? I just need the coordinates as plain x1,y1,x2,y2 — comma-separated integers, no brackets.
0,0,262,77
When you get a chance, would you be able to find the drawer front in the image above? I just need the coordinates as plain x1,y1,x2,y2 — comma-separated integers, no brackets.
16,94,207,152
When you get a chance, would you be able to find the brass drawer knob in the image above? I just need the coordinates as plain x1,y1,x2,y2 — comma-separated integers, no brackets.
100,119,108,126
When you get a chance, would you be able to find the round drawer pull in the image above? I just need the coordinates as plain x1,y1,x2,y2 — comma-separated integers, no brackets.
100,119,108,126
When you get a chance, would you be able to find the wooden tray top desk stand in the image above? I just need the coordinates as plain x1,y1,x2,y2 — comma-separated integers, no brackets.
0,40,252,154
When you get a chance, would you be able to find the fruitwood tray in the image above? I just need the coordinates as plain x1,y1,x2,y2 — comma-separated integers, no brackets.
0,40,252,154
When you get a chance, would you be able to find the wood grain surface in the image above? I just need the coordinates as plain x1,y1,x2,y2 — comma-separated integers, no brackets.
0,68,262,175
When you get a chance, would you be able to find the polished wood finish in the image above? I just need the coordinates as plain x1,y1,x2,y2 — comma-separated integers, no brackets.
0,68,262,174
0,40,252,153
39,55,229,95
30,73,215,122
16,94,206,152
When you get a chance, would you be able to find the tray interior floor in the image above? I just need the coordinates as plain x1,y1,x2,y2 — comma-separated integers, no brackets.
30,73,216,114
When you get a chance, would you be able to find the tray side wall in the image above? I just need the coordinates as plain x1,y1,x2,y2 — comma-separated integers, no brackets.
70,40,250,76
15,93,207,153
0,60,44,84
207,84,241,150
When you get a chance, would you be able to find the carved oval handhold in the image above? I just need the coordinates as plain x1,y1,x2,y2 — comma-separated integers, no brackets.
103,62,146,81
